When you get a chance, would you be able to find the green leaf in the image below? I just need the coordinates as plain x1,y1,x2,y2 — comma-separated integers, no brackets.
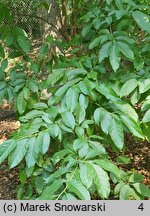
17,91,27,115
82,24,92,37
132,11,150,34
62,111,75,129
75,104,86,125
33,102,48,110
16,72,26,79
73,138,87,151
0,140,16,164
142,109,150,123
82,120,94,129
48,69,65,85
35,176,44,194
31,63,39,73
48,124,60,137
66,157,77,169
14,84,25,93
94,108,103,125
23,87,30,100
37,131,50,155
45,167,69,184
0,89,5,104
78,79,91,95
106,0,113,5
114,102,138,122
37,180,63,200
89,163,110,198
93,17,101,29
109,43,121,72
75,126,84,137
0,45,5,58
141,96,150,111
27,80,38,93
116,36,135,44
48,96,62,106
117,42,134,60
78,143,89,158
133,183,150,197
17,187,24,199
87,71,97,80
116,155,131,164
101,109,112,135
39,43,48,57
109,117,124,150
21,110,44,120
55,78,81,98
80,163,92,188
89,141,107,155
99,41,112,62
120,115,144,139
119,185,132,200
143,123,150,142
67,68,87,78
19,169,26,185
0,68,5,81
14,79,25,86
7,87,13,103
25,137,39,168
9,51,23,59
51,149,72,164
68,179,91,200
59,123,73,133
62,193,77,200
66,87,79,112
139,79,150,93
17,35,31,53
120,79,138,97
79,94,89,109
134,57,144,70
0,81,6,90
8,139,28,168
114,0,123,9
95,159,121,179
114,182,125,195
129,173,144,183
120,185,141,200
89,36,102,49
1,59,8,70
85,149,99,160
130,89,139,105
97,83,119,101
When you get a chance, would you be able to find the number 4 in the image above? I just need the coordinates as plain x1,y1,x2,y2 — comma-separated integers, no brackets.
138,203,144,211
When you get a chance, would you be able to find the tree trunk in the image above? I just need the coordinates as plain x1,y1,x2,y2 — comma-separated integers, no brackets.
39,0,69,42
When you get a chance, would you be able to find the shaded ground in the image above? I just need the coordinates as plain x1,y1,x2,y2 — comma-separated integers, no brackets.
0,104,149,199
0,162,19,199
0,103,20,199
125,138,150,186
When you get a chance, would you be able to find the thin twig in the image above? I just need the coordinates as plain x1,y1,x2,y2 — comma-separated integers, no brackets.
56,164,78,200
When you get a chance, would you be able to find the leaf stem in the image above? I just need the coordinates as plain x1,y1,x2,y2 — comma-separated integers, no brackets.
56,163,78,200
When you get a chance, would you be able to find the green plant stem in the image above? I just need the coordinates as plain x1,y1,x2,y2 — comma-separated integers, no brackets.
56,163,78,200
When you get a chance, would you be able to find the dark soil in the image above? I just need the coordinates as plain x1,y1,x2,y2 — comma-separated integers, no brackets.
124,137,150,186
0,162,19,199
0,103,20,199
0,103,149,199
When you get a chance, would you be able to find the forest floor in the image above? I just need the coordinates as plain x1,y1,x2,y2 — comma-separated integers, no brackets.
0,102,150,199
0,102,20,199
